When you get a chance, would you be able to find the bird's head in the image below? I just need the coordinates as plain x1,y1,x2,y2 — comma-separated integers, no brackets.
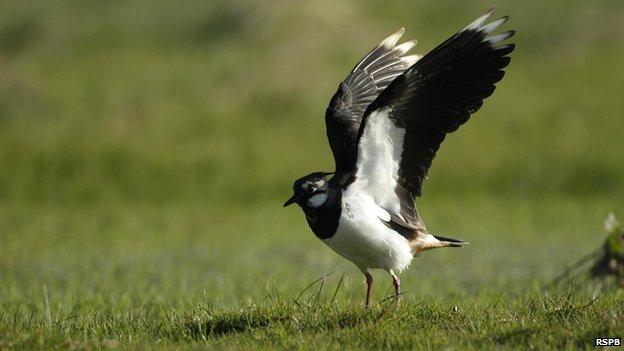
283,171,333,208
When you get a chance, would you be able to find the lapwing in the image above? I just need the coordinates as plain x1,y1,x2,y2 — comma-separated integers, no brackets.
284,9,514,307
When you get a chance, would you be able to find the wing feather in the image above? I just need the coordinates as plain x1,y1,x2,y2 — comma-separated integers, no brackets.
325,28,420,180
350,9,515,225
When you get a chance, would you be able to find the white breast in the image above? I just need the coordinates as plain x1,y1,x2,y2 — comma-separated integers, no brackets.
321,191,413,274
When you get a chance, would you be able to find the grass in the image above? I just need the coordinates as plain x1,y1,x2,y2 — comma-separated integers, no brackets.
1,0,624,349
11,292,624,350
2,268,624,349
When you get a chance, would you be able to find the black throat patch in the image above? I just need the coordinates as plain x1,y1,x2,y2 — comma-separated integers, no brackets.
301,187,342,239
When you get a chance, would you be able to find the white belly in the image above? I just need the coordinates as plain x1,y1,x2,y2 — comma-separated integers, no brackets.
322,192,414,273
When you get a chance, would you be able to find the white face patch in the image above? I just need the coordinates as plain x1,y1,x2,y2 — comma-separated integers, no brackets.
307,192,328,208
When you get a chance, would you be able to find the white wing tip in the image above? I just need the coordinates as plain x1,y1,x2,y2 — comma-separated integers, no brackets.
395,40,417,54
463,7,495,31
485,30,515,44
401,54,421,67
381,27,405,48
481,16,509,34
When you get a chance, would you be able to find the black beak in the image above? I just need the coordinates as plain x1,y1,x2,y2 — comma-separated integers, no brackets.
283,194,299,207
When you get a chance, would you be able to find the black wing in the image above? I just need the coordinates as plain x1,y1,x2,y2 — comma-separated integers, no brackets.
362,9,515,199
325,28,420,181
344,9,514,228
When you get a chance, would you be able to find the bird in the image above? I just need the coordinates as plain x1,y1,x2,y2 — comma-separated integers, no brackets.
283,8,515,307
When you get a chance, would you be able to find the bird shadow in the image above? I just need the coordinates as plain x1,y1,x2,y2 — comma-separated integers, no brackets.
183,312,282,337
179,308,367,338
173,273,399,339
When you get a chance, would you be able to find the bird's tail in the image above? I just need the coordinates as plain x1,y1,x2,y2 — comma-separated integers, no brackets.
432,235,469,248
411,233,469,254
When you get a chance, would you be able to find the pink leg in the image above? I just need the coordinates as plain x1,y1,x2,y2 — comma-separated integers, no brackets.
365,272,373,308
391,272,401,304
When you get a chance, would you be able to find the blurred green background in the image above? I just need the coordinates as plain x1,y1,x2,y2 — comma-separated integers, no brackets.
0,0,623,345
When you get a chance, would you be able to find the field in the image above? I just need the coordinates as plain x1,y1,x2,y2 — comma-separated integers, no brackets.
1,1,623,349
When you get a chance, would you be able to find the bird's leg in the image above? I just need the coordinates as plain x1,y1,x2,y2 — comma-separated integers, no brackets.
390,271,401,304
364,272,373,308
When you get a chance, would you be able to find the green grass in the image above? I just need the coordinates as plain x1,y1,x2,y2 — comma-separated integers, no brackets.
1,0,624,349
5,291,622,350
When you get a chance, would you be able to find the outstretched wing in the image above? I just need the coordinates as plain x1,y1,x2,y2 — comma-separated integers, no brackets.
349,9,515,225
325,28,421,181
